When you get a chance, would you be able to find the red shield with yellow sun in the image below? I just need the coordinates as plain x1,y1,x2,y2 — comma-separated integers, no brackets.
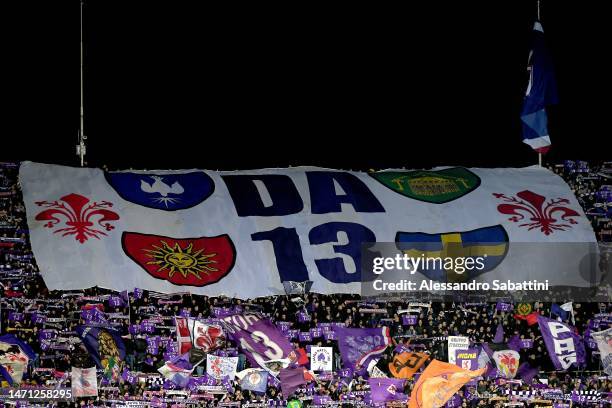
122,232,235,286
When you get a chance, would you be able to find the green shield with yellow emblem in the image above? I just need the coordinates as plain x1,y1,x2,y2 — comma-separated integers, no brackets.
369,167,480,204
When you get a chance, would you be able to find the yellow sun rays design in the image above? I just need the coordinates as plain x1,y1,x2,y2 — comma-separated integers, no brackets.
144,240,218,279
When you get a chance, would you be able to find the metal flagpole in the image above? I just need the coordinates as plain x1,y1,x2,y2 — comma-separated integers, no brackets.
537,0,542,167
77,0,87,166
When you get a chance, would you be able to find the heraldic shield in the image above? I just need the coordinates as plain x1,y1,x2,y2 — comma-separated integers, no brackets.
395,225,508,282
106,171,215,211
122,232,235,286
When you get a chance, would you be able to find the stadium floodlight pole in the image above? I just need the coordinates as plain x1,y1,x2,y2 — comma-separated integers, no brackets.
76,0,87,167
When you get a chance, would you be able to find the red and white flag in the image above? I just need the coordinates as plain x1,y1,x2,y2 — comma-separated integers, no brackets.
71,367,98,398
175,316,224,354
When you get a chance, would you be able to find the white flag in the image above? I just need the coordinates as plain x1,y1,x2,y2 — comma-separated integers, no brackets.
560,302,575,325
71,367,98,398
310,347,333,372
591,328,612,375
206,355,238,380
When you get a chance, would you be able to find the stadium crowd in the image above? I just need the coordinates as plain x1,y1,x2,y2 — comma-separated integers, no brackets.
1,161,611,407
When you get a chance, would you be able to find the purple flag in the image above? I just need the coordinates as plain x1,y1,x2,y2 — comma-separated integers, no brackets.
455,348,479,370
212,307,234,318
299,332,312,342
309,327,322,338
133,288,143,299
520,339,534,349
402,315,417,325
279,367,306,399
338,367,353,379
516,363,539,384
297,312,311,323
493,323,504,343
276,322,292,332
323,331,337,341
221,314,297,371
445,394,462,407
335,327,392,370
146,336,160,355
537,315,586,370
141,320,155,334
368,378,406,403
313,395,332,405
394,343,411,354
507,335,523,352
8,312,24,322
108,296,124,308
267,373,281,388
38,329,56,341
496,302,513,312
31,313,47,324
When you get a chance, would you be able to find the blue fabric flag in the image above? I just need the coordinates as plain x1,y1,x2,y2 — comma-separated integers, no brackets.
240,369,269,393
75,326,126,378
521,21,558,154
551,304,569,321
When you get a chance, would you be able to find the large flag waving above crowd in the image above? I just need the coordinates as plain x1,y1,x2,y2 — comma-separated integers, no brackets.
521,20,558,154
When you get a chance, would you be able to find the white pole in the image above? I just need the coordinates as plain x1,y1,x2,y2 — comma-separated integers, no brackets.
78,0,87,167
538,152,542,167
537,0,541,20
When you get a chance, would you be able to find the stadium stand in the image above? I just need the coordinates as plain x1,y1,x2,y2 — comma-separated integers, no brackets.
0,161,611,407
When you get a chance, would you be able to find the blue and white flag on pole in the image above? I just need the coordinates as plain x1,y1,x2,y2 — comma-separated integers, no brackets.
521,21,558,154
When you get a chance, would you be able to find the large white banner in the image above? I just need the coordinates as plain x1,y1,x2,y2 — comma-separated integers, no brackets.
19,162,597,298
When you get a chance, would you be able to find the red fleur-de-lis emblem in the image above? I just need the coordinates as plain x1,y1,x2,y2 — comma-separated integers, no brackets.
493,190,580,235
34,193,120,243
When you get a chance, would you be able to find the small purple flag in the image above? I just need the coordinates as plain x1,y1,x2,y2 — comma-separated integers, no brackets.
402,315,417,325
299,332,312,342
8,312,24,322
323,331,337,341
133,288,143,299
516,363,539,384
109,296,124,308
496,302,513,312
493,323,504,344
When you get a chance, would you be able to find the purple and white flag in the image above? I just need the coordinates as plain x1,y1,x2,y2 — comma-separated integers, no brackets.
537,315,586,370
299,332,312,342
108,296,124,308
368,378,406,403
402,315,417,325
335,327,392,370
323,331,337,341
221,314,299,373
297,312,311,323
496,302,513,312
8,312,24,322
